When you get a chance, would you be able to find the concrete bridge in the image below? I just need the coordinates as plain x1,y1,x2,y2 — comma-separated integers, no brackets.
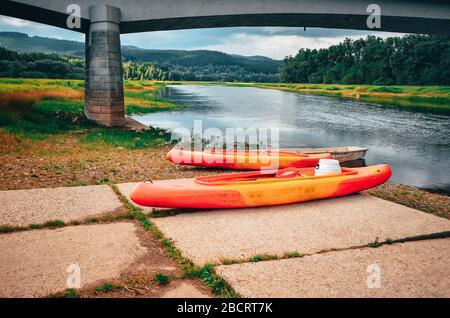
2,0,450,126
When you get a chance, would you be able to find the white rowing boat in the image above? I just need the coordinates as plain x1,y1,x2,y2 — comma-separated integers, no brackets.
281,146,368,163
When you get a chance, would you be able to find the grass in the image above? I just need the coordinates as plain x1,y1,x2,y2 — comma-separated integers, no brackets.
0,220,65,234
80,128,170,150
367,237,383,248
0,212,135,235
283,251,304,258
95,283,116,293
39,220,65,229
62,289,80,298
0,78,178,148
368,237,398,248
0,225,27,234
154,273,171,285
249,254,278,262
0,97,92,140
367,183,450,220
124,88,179,115
220,258,240,265
218,251,305,266
186,264,238,297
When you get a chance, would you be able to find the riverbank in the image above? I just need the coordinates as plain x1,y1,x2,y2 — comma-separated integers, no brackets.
0,78,214,185
0,78,448,220
0,78,180,117
171,81,450,113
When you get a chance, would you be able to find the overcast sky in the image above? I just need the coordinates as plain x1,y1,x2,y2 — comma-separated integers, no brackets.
0,15,404,59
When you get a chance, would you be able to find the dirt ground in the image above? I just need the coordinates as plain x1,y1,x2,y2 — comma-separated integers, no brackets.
0,130,217,190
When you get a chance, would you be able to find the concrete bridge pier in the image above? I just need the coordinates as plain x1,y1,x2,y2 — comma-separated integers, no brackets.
85,5,125,126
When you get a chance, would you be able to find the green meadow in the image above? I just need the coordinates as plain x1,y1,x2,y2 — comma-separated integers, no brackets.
0,78,177,149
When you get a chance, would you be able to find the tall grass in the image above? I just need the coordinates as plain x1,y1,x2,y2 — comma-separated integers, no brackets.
0,78,176,148
0,78,84,92
0,97,92,139
80,128,170,149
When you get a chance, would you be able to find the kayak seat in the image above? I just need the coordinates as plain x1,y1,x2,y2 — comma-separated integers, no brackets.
275,167,301,178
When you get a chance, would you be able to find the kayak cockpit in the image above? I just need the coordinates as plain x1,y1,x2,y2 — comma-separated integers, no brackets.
195,167,358,185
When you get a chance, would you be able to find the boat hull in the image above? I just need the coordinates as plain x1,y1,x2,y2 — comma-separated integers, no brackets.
281,146,368,163
130,164,391,209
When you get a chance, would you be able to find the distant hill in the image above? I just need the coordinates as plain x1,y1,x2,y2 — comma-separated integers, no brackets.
0,32,85,56
0,32,281,82
121,47,280,75
231,54,275,62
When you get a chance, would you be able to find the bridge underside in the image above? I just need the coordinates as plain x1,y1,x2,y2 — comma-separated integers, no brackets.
120,14,450,36
1,0,450,126
3,1,450,35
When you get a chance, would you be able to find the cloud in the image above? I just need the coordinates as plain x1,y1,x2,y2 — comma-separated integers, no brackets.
0,16,32,28
120,27,405,58
197,33,335,59
0,15,405,59
0,15,83,41
196,31,402,60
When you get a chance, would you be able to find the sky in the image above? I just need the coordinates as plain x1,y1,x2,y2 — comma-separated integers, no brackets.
0,15,404,60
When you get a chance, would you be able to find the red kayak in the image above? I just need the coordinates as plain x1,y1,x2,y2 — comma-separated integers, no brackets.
166,148,333,170
131,164,392,209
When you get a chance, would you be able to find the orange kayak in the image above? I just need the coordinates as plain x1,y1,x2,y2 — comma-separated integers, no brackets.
131,164,391,209
166,148,333,170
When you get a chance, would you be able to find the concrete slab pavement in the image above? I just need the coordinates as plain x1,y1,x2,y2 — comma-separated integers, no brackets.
150,193,450,265
0,222,147,297
216,238,450,298
2,181,448,298
0,185,124,227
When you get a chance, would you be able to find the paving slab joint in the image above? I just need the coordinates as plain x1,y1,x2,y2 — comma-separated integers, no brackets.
210,231,450,267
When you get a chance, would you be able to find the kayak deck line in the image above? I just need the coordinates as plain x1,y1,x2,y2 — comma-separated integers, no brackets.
194,168,359,186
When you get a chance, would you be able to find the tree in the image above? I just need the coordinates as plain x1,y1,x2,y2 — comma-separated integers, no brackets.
279,35,450,85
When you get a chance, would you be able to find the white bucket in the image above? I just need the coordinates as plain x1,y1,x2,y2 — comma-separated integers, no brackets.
315,159,341,176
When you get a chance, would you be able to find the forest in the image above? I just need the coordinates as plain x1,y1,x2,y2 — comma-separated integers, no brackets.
0,32,280,82
0,46,277,82
0,46,85,79
279,35,450,85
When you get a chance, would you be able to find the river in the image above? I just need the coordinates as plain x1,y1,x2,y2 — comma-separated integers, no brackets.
132,85,450,193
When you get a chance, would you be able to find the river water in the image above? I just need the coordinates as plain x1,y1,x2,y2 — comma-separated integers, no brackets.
132,85,450,193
